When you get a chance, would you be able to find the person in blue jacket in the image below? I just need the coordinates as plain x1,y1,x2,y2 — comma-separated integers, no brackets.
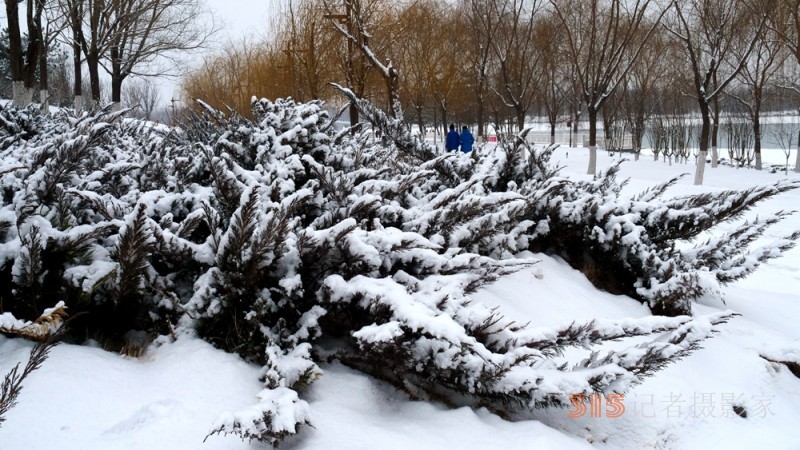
460,126,474,153
445,124,460,152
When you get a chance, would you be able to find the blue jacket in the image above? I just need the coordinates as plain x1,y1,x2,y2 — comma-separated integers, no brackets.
446,129,460,151
460,129,474,152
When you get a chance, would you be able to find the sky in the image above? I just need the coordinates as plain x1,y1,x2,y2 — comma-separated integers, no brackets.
205,0,284,41
154,0,283,104
0,0,282,109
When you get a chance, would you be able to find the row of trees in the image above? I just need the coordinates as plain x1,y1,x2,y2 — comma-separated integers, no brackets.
2,0,215,112
184,0,800,183
0,29,72,106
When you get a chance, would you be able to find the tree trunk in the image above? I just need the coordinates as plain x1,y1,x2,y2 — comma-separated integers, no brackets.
432,107,438,148
711,95,720,168
111,47,124,107
795,143,800,173
634,115,645,150
416,106,424,143
694,100,710,186
753,115,762,171
6,0,27,107
12,81,31,105
40,90,49,113
572,111,579,147
386,67,402,120
23,0,41,97
19,86,34,105
5,0,23,89
349,103,359,131
111,75,123,110
493,108,501,141
441,106,448,140
569,123,573,147
697,154,708,176
39,39,48,113
550,121,556,145
476,88,485,139
87,53,101,108
71,2,83,112
587,107,598,175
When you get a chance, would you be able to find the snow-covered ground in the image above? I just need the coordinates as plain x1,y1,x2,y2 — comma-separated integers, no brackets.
1,148,799,449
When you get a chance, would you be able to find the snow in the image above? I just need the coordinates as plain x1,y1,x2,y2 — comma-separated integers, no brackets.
2,147,800,449
0,337,262,450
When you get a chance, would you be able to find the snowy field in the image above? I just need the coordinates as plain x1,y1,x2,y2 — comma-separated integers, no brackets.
1,147,799,449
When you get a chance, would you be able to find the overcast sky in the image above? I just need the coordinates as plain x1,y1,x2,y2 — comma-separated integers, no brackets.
205,0,283,41
1,0,283,107
154,0,283,103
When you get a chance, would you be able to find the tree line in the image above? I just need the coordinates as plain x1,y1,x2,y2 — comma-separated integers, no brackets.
2,0,215,113
184,0,800,183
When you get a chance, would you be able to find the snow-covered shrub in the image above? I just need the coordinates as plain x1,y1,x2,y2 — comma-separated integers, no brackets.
761,349,800,380
0,107,206,342
0,96,795,445
346,92,799,316
520,165,800,316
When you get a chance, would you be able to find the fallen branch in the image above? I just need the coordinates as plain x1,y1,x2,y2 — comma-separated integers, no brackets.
0,301,68,341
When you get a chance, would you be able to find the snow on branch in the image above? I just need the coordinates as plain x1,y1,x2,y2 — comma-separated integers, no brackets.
205,387,311,446
0,302,68,341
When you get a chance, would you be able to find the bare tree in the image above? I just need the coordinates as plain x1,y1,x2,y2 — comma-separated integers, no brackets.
284,1,336,101
662,115,676,165
4,0,26,104
39,1,69,112
603,92,627,153
727,8,784,171
562,63,584,148
768,0,800,173
25,0,46,105
105,0,216,109
58,0,215,110
5,0,48,105
79,0,110,107
46,47,72,107
622,23,672,160
726,109,755,168
538,10,566,145
460,0,502,138
490,0,543,133
667,0,767,184
322,0,380,126
63,0,84,111
397,0,439,138
416,3,461,137
773,121,797,174
325,0,403,119
122,77,160,120
669,113,694,164
647,113,667,161
551,0,667,175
